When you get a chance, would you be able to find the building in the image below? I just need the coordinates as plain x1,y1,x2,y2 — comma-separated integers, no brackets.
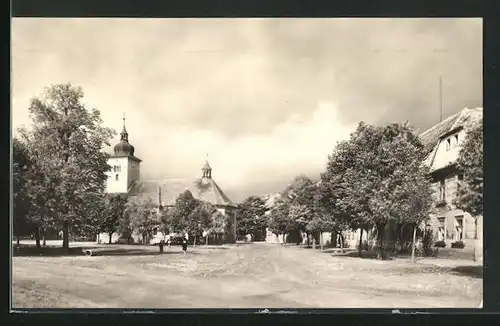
98,118,237,244
420,107,483,250
341,107,483,251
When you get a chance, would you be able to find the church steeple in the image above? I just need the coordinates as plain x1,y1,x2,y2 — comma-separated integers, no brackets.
202,153,212,178
113,113,135,156
120,113,129,142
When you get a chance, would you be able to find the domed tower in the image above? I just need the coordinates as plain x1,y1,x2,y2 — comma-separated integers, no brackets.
106,114,142,193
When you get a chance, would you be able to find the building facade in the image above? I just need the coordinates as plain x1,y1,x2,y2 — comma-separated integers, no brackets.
98,118,237,245
420,107,483,251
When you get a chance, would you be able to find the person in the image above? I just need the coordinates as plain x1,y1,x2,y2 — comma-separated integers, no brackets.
159,239,165,254
167,238,172,248
181,238,188,255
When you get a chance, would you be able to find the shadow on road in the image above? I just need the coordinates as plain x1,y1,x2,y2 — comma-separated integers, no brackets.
13,246,89,257
13,245,184,257
450,265,483,278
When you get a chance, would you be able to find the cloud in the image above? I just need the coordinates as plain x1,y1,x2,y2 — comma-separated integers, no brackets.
11,18,482,201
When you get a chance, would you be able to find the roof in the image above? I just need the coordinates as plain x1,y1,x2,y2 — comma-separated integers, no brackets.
202,161,212,170
420,107,482,170
420,107,482,152
128,177,235,207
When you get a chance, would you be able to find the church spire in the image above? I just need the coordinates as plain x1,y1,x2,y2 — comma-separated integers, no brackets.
120,112,129,142
202,153,212,178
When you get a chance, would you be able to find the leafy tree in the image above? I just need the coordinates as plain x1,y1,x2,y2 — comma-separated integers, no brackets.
190,201,216,247
283,175,316,246
75,192,106,242
454,120,483,239
235,196,268,241
19,84,114,250
101,194,128,244
117,204,133,244
171,190,198,234
268,198,293,243
171,190,214,247
322,122,431,259
13,138,33,246
126,197,158,244
209,211,228,244
158,207,174,239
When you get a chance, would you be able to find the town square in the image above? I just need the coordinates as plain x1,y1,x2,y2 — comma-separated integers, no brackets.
11,18,483,309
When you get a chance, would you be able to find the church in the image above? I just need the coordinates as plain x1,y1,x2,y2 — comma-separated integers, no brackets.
98,118,238,245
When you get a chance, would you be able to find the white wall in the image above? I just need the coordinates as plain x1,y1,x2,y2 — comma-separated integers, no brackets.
105,157,130,193
431,129,466,171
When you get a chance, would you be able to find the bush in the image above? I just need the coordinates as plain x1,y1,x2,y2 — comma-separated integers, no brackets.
451,241,465,249
434,240,446,248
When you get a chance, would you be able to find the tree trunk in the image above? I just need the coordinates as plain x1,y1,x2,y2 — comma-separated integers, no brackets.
193,235,197,248
35,226,41,249
206,234,208,247
340,232,344,251
62,221,69,250
411,225,417,263
474,218,478,240
473,217,478,262
42,228,46,247
312,234,316,250
376,224,387,260
358,228,364,257
306,232,310,248
319,232,324,251
109,232,113,244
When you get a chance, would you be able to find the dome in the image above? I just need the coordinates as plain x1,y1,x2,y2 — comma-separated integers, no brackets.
114,140,135,156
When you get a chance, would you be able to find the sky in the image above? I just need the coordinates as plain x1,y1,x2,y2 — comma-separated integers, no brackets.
11,18,482,202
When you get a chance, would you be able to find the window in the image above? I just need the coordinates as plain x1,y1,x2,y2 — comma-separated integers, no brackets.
438,180,446,201
454,134,459,145
446,138,451,151
115,174,119,181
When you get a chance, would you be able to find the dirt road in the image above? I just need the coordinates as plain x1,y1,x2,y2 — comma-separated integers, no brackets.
12,242,482,309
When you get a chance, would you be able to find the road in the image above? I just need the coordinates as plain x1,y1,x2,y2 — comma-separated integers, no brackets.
12,242,482,309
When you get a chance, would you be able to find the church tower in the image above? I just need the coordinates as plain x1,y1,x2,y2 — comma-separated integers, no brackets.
106,114,142,194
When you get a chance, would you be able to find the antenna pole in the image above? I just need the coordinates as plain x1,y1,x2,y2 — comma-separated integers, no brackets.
439,75,443,122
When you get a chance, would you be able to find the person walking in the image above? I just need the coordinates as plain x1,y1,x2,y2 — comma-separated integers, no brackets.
159,239,165,254
181,237,188,255
167,238,172,248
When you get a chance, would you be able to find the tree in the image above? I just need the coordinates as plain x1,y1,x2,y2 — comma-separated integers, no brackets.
283,175,316,246
322,122,432,259
393,168,434,261
19,84,114,250
77,192,107,242
209,211,228,244
268,198,293,244
235,196,267,241
13,138,33,246
190,201,216,247
117,204,133,244
171,190,212,247
127,197,158,244
454,121,483,239
101,194,129,244
158,207,174,240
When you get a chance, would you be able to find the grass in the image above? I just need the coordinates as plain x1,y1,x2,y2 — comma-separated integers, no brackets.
12,242,482,309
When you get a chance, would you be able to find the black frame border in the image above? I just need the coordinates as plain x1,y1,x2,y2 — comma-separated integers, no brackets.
6,0,500,324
